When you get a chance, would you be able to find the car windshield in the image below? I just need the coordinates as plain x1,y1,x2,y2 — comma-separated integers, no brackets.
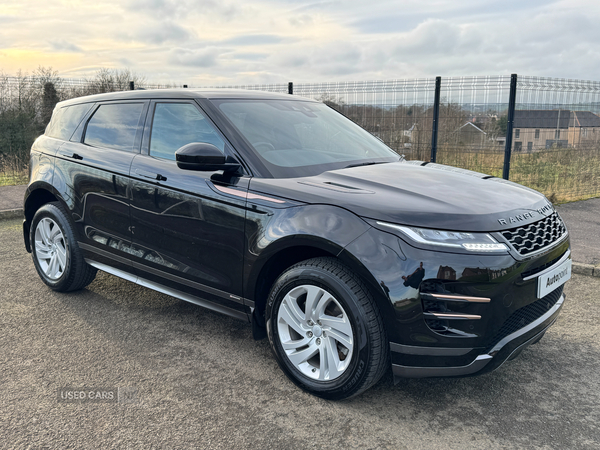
214,99,400,177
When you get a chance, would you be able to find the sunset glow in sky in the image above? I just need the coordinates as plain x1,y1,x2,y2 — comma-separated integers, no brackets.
1,0,599,84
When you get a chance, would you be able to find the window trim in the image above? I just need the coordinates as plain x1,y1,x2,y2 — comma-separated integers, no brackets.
81,100,149,153
140,99,249,175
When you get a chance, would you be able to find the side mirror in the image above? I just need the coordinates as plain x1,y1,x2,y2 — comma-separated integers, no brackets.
175,142,242,173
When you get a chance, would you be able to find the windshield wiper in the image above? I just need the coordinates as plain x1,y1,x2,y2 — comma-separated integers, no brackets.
343,161,389,169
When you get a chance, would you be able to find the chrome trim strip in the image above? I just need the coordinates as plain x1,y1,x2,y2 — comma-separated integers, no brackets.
214,184,286,204
130,261,245,305
422,293,491,303
423,312,482,320
390,342,474,356
86,260,249,321
490,294,565,354
522,249,571,281
247,191,286,204
85,259,136,282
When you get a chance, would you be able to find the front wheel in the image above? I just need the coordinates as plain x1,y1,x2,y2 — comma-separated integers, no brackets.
266,257,388,400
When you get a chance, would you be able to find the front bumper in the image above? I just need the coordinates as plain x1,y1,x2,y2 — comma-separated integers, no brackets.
391,292,565,380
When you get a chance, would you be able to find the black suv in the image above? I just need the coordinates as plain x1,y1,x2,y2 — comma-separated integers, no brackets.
24,89,571,399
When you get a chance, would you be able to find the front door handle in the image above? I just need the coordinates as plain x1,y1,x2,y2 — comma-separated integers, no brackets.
59,152,83,160
135,169,167,182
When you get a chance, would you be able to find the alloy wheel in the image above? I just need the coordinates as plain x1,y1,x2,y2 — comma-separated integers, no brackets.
276,284,354,381
34,217,67,280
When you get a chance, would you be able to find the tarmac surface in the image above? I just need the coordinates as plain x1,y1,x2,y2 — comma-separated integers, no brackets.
555,198,600,266
0,217,599,449
0,184,26,211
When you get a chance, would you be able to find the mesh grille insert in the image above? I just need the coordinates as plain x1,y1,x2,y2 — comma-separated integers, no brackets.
501,213,566,255
486,286,563,350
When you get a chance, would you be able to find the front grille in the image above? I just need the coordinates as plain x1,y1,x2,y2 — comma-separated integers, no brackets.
500,213,566,255
486,286,563,350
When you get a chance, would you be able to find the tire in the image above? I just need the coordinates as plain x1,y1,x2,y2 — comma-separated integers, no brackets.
266,257,388,400
30,202,97,292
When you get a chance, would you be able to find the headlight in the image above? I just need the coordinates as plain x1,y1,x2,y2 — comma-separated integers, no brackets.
376,221,508,252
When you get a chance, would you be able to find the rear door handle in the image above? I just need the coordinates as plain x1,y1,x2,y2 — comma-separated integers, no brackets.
135,169,167,182
59,152,83,160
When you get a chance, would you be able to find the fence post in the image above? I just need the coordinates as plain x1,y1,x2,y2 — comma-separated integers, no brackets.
288,82,293,95
129,81,134,91
503,74,518,180
430,76,441,162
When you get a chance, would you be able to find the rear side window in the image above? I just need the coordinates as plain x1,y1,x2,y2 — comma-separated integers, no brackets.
84,103,144,152
149,103,225,161
45,103,94,141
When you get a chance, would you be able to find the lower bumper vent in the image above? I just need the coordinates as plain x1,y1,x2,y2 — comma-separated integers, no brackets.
485,286,563,350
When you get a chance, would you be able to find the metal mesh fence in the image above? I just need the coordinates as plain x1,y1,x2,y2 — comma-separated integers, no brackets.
511,76,600,201
293,79,436,161
1,73,600,201
202,83,289,94
435,76,511,177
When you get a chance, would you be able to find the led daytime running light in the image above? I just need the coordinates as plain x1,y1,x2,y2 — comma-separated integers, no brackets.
376,221,508,252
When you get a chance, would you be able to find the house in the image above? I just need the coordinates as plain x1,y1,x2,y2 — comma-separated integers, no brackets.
445,122,487,147
436,265,456,280
568,111,600,147
512,110,600,151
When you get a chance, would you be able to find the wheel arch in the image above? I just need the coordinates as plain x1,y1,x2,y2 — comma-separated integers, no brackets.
249,234,393,337
249,236,339,327
24,183,62,223
23,183,64,252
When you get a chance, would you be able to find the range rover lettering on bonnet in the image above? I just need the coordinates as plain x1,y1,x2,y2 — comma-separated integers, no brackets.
497,203,554,225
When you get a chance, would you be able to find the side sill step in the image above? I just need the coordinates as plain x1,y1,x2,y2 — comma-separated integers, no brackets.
86,260,249,322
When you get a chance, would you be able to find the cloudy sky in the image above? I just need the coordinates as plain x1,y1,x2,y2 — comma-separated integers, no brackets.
1,0,599,85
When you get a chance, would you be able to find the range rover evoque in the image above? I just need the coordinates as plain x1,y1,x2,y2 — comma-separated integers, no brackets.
23,89,571,399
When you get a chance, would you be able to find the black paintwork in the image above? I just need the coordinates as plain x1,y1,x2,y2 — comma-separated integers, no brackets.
24,89,571,379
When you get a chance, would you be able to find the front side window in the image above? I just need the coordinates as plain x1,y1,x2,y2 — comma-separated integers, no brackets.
555,129,561,139
149,103,225,161
84,103,144,151
515,129,520,139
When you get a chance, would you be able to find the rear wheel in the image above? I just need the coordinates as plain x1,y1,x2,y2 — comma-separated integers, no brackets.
31,202,97,292
266,257,388,400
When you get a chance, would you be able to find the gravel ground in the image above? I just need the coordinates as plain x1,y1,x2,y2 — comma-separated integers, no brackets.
1,217,599,449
